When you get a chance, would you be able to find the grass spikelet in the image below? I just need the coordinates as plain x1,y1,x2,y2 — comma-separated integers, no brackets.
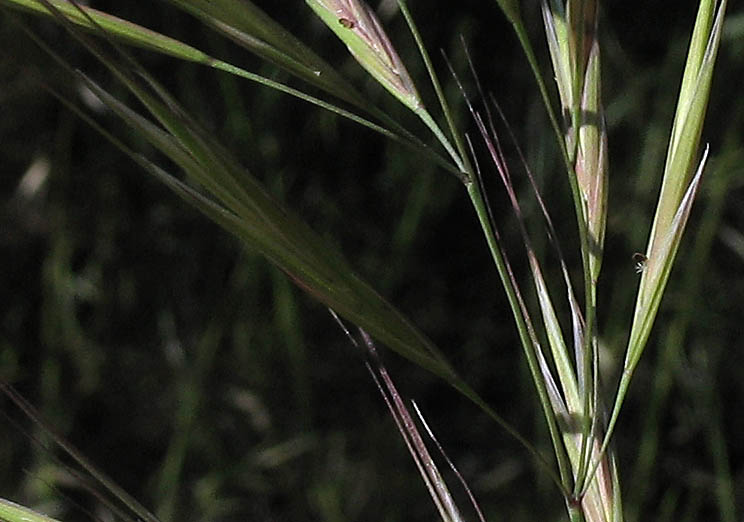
575,30,608,285
542,0,608,284
590,0,728,497
619,0,727,411
306,0,421,111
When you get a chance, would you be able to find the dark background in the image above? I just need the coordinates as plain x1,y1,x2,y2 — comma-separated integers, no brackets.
1,1,743,520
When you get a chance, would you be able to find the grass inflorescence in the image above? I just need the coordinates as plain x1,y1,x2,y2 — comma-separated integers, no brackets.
0,0,739,521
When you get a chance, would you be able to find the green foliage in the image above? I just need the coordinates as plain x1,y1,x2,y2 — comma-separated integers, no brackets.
0,1,742,521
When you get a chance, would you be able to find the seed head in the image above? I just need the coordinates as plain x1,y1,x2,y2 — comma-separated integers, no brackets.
307,0,422,111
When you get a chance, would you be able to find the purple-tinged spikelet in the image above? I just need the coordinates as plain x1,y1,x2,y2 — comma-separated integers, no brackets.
307,0,421,110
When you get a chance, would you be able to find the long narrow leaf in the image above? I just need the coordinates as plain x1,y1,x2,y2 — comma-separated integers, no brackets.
19,0,460,389
161,0,372,110
2,0,464,174
91,82,455,381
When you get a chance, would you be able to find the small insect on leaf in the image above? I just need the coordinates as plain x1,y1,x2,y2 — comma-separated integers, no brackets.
632,253,648,274
338,18,355,29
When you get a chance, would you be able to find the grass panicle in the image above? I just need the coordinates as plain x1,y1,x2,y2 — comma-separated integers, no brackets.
14,0,568,491
0,0,734,520
528,1,617,519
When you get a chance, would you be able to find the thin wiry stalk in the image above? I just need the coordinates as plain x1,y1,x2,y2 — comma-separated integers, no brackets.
361,334,463,522
330,310,465,522
452,54,593,502
0,381,160,522
513,10,598,356
465,134,576,496
306,9,577,452
397,0,473,176
463,6,619,516
305,9,576,497
503,0,592,285
306,0,468,177
412,401,487,522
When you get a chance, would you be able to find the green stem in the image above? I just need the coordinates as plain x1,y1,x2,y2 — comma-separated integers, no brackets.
512,12,598,497
414,86,575,497
511,14,596,394
415,107,468,180
568,501,587,522
581,367,631,498
465,181,575,496
398,0,473,176
446,375,569,494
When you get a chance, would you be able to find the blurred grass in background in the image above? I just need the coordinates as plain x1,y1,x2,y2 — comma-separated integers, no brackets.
1,1,743,520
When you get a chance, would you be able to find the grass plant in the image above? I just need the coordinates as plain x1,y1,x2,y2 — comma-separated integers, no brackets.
0,0,740,520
